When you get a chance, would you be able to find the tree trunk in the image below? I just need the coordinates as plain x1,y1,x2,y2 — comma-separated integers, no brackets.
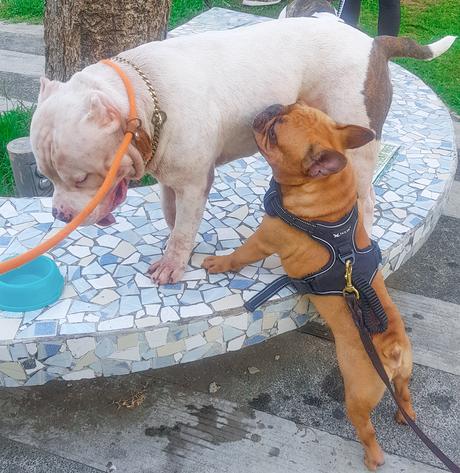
44,0,172,81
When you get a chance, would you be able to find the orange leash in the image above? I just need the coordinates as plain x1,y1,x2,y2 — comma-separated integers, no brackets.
0,59,137,275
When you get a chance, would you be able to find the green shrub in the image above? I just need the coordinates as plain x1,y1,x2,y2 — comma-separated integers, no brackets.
0,104,35,196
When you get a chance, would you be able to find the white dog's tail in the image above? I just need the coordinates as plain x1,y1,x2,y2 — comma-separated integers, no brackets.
376,35,456,61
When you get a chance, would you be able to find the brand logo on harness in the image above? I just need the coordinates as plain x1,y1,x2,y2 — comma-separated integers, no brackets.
333,227,351,238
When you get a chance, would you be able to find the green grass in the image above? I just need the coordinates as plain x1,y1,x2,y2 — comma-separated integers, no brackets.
0,0,43,23
0,104,34,196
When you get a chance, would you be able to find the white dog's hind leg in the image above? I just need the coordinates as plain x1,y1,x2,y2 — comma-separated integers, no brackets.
350,139,380,236
149,172,214,284
160,183,176,231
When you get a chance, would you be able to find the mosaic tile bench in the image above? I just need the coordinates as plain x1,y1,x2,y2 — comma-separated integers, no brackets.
0,8,457,387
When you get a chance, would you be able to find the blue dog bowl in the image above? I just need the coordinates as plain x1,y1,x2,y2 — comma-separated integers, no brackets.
0,256,64,312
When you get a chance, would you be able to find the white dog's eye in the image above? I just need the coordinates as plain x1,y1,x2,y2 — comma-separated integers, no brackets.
75,175,88,186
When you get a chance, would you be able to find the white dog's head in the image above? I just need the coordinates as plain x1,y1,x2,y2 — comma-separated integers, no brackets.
30,76,146,226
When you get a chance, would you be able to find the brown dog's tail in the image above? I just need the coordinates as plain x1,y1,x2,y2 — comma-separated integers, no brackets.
375,35,456,60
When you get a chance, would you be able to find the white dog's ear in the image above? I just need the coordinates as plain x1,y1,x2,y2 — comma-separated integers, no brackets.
38,77,61,104
87,92,121,131
336,124,375,149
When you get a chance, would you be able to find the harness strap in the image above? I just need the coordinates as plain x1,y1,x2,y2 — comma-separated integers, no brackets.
353,276,388,333
244,275,292,312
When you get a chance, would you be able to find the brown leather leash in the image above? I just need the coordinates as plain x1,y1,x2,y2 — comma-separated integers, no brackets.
343,264,460,473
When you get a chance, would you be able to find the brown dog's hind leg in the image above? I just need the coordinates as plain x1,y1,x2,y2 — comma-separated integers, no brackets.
345,382,386,471
393,346,416,424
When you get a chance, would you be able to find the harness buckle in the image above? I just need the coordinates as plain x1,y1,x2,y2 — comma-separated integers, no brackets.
343,259,360,299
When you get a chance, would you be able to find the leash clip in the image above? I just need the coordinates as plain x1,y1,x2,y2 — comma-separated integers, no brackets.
343,259,360,299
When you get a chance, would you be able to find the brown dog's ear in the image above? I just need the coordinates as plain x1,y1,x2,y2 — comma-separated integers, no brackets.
336,125,375,149
303,149,348,178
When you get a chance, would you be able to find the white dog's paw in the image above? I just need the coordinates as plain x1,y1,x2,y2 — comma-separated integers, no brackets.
148,256,186,285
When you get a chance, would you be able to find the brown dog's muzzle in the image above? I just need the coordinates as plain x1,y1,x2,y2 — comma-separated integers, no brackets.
253,104,283,132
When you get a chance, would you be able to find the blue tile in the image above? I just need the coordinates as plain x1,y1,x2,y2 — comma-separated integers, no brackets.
100,254,118,266
229,278,254,290
37,343,61,360
244,335,266,346
119,295,142,316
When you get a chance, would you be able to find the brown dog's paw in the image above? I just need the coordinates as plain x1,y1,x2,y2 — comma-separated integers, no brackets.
202,256,233,274
394,407,416,425
364,450,385,471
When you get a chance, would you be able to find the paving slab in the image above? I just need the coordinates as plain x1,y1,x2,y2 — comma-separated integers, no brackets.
0,377,449,473
0,69,40,102
386,215,460,305
0,21,43,36
0,29,44,55
443,180,460,218
0,48,44,76
0,436,101,473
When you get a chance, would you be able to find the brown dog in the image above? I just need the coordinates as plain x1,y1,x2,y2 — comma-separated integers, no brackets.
202,103,415,470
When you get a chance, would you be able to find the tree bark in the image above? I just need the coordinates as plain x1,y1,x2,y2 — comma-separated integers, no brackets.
44,0,172,81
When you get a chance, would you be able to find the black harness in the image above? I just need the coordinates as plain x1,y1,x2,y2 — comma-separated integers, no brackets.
244,179,386,333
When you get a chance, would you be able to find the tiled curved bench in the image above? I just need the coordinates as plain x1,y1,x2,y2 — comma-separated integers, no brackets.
0,8,457,386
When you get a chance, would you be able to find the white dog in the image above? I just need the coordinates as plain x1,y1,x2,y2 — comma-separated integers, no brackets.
30,17,455,284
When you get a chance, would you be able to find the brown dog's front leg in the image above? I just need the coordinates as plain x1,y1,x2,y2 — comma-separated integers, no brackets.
202,217,277,274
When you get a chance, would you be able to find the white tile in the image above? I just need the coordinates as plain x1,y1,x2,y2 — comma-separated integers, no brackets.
108,346,141,361
68,245,91,258
32,212,55,223
215,227,240,240
224,313,248,330
145,327,169,348
98,316,133,331
160,307,180,323
88,274,117,289
63,369,95,381
67,337,96,358
135,317,161,328
91,289,120,305
180,303,213,318
135,273,153,288
227,334,246,351
37,299,72,320
0,345,12,361
0,201,17,218
277,317,296,334
185,334,207,351
211,294,244,312
112,241,136,258
0,319,21,341
209,316,224,326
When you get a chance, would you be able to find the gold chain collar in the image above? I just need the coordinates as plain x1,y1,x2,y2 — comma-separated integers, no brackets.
112,55,166,165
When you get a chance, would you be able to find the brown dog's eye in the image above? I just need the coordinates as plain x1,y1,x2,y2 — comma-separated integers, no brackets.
268,123,277,145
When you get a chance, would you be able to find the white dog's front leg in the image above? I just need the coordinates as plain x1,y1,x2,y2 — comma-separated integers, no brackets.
160,183,176,231
149,177,212,284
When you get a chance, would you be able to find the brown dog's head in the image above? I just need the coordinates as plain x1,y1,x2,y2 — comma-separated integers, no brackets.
253,103,375,185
